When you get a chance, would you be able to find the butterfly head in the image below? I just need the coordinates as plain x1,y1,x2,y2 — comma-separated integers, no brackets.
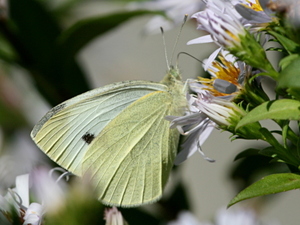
160,65,182,87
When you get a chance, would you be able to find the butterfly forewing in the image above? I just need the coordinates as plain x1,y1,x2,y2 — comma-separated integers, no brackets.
31,69,186,207
82,90,180,206
31,81,167,176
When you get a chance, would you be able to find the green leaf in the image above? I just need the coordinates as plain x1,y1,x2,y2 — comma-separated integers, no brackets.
237,99,300,128
0,99,27,131
268,31,300,54
230,151,289,191
278,56,300,91
234,148,260,161
259,128,300,167
279,54,299,70
0,34,18,64
4,0,89,105
259,146,278,158
57,10,164,57
9,0,61,69
228,173,300,207
50,0,82,20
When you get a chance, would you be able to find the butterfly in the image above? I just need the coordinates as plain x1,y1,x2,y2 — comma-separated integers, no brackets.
31,66,187,207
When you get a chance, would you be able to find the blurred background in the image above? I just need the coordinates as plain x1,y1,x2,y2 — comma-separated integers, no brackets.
0,0,299,224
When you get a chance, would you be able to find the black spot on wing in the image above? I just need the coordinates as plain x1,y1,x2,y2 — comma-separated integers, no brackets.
82,132,95,144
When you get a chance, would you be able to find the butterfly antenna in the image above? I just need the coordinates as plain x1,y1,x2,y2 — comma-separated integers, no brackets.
170,14,188,67
176,52,204,66
160,27,170,70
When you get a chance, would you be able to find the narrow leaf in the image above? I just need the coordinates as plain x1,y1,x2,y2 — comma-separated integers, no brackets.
268,31,300,54
9,0,61,69
278,56,300,91
58,10,164,57
234,148,260,161
228,173,300,207
279,54,299,70
237,99,300,128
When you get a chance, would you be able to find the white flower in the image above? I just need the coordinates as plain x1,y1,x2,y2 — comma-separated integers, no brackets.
215,207,259,225
234,0,275,31
168,207,281,225
187,0,246,48
187,0,275,47
201,49,251,98
0,174,44,225
168,82,245,164
104,207,128,225
193,90,242,127
23,203,43,225
167,211,211,225
31,167,68,213
0,168,70,224
0,131,42,193
166,93,215,164
128,0,205,34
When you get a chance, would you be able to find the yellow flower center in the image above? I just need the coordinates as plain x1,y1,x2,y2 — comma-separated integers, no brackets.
243,0,263,11
198,56,241,97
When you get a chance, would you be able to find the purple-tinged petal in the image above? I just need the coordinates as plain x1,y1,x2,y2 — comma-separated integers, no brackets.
187,35,214,45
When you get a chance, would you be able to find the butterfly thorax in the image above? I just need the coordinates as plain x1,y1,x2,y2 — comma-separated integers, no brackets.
160,66,186,116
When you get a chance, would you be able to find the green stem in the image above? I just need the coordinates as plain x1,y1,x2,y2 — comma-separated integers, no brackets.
260,128,300,167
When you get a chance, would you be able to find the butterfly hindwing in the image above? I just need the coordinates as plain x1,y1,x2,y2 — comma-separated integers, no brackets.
31,81,167,175
31,68,186,207
82,90,180,206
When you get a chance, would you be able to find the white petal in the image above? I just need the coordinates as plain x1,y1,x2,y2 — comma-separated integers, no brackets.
31,168,66,213
203,47,222,71
167,211,210,225
23,203,43,225
187,35,214,45
15,174,29,208
0,195,10,212
174,137,198,165
175,119,214,165
199,123,214,146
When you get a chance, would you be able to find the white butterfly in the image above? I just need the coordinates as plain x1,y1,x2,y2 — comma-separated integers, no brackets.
31,67,186,207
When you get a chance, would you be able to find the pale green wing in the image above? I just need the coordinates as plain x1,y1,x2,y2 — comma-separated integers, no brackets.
31,81,167,176
82,90,181,207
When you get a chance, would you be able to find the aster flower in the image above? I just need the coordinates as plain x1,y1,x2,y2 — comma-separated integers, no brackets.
166,93,215,164
0,173,44,225
214,207,282,225
187,0,279,79
167,211,211,225
193,90,243,128
187,0,246,48
23,203,43,225
167,87,243,164
127,0,205,34
200,49,251,99
235,0,275,31
168,79,264,164
200,49,269,107
0,168,70,225
193,89,264,140
0,131,42,193
214,207,259,225
31,167,69,214
104,207,128,225
167,207,280,225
